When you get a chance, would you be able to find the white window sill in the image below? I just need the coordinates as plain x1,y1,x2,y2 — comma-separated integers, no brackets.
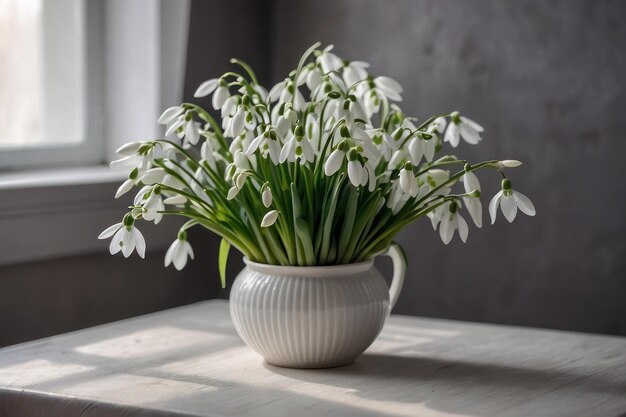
0,166,180,266
0,165,125,190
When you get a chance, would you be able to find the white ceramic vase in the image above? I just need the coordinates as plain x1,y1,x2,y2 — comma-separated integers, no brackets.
229,244,406,368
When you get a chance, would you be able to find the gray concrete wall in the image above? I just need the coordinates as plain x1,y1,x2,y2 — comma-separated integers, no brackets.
269,0,626,334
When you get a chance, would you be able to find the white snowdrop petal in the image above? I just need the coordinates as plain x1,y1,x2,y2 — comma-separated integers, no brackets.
227,186,240,200
110,228,125,255
230,108,246,138
116,141,143,156
110,156,139,171
459,124,481,144
212,86,230,110
268,140,281,164
439,215,454,245
164,240,178,267
460,116,484,132
115,179,135,199
165,117,185,137
184,241,194,260
399,169,413,194
194,79,218,98
444,123,460,147
489,191,502,224
325,150,344,176
172,244,187,271
500,194,518,223
164,195,186,205
375,76,403,95
458,215,469,243
158,106,183,124
98,223,123,240
347,161,364,187
463,197,483,228
121,229,135,258
133,228,146,259
140,168,165,185
463,172,481,194
513,191,536,216
185,121,200,145
432,117,447,133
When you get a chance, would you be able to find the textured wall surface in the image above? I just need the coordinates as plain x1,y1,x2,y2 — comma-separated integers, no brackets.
267,0,626,334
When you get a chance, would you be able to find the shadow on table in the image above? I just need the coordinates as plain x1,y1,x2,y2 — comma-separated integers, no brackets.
265,352,626,415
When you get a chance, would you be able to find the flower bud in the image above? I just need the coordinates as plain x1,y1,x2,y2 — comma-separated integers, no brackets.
227,186,240,200
261,210,279,227
262,186,272,208
498,160,523,168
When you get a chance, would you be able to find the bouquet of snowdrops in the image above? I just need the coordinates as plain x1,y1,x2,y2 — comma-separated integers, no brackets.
99,43,535,285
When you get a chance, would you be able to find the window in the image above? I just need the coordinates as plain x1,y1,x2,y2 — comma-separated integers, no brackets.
0,0,100,168
0,0,191,265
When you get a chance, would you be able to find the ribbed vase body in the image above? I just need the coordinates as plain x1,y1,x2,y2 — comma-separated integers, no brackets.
229,260,390,368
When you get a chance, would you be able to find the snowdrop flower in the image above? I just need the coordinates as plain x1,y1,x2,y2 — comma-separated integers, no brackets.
224,106,246,138
347,149,365,187
158,106,184,125
444,111,484,147
164,232,194,271
261,184,272,208
279,126,315,164
143,190,165,224
98,216,146,258
461,171,482,228
194,78,219,98
212,80,230,110
399,162,419,197
438,201,469,244
246,128,281,164
372,76,403,102
269,79,306,110
139,168,166,185
343,61,369,87
261,210,279,227
164,195,186,205
183,121,201,148
316,45,342,73
428,117,448,134
489,179,536,223
325,142,348,176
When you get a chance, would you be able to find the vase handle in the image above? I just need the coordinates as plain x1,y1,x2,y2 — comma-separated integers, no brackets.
383,242,407,313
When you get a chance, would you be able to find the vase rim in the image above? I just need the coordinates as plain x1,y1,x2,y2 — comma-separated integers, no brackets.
243,257,374,277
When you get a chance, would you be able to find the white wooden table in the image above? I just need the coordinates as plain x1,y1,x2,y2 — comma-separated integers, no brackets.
0,300,625,417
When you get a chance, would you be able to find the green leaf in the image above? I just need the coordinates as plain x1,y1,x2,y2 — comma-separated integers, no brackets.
337,186,359,263
295,217,315,265
218,238,230,289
